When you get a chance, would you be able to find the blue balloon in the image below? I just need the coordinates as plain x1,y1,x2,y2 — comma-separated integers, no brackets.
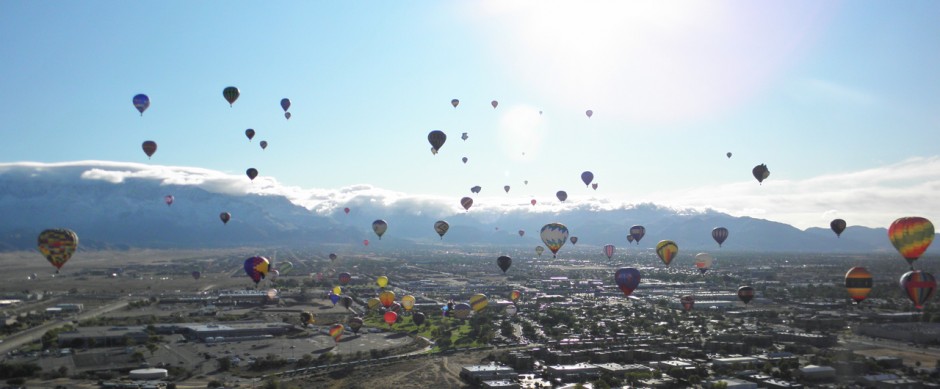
133,94,150,116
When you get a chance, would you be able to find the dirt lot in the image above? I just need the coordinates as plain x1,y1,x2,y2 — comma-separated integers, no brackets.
290,350,496,389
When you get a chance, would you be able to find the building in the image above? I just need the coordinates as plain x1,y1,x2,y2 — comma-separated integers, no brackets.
460,365,518,385
481,380,520,389
798,365,835,381
707,378,758,389
546,363,601,383
128,368,168,380
58,326,151,348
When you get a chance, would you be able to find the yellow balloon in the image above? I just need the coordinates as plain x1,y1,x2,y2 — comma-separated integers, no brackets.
332,286,342,295
377,276,389,288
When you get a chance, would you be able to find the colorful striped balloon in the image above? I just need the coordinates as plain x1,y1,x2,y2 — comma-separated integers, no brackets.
603,244,615,260
510,290,522,302
37,228,79,272
453,303,472,319
540,223,569,258
614,268,641,297
656,240,678,266
900,270,936,309
844,267,873,304
888,217,934,267
470,293,489,312
329,324,344,342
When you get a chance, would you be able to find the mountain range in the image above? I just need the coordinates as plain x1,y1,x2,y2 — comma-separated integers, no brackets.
0,161,932,255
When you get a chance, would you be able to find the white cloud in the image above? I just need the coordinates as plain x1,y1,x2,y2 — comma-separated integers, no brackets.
2,157,937,229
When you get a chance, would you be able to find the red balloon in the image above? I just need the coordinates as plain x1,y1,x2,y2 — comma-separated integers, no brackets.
383,311,398,326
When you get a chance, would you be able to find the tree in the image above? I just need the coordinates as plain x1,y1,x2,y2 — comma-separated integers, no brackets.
207,381,223,388
217,357,231,371
146,343,159,356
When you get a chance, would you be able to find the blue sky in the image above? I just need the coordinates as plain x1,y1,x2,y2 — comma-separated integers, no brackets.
2,1,939,229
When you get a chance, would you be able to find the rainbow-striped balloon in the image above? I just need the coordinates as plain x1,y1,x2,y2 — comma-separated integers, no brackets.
889,217,934,267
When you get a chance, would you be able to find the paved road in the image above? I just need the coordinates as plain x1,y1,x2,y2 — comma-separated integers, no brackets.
0,297,129,358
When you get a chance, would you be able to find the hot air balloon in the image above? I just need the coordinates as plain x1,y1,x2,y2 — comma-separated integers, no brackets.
276,261,293,275
384,311,398,326
535,246,545,257
434,220,450,239
453,303,472,319
518,230,525,237
245,129,255,141
223,86,240,106
470,294,488,312
497,256,512,273
845,267,872,304
712,227,729,247
570,237,578,245
627,235,634,244
726,152,732,158
461,132,468,141
379,291,395,308
752,164,770,184
389,302,402,315
300,312,315,327
348,317,364,334
505,304,518,316
132,94,150,116
737,286,755,305
329,253,338,262
591,183,598,190
329,292,340,306
585,110,593,118
37,229,78,272
246,168,258,181
656,240,678,266
401,295,416,311
614,268,641,297
889,217,934,268
510,290,522,302
504,185,510,193
413,312,426,326
363,239,369,246
581,171,594,187
471,186,482,194
680,295,695,311
629,226,645,244
280,98,291,112
460,197,474,211
164,195,174,206
332,286,343,296
377,275,389,288
269,269,280,282
694,253,714,274
344,207,350,215
451,99,459,108
259,141,267,150
191,270,201,280
831,219,847,238
428,130,447,154
556,191,568,202
372,219,388,239
141,141,157,159
338,272,351,285
604,244,615,260
901,270,937,309
540,223,569,258
340,296,353,310
462,157,468,164
243,256,270,285
530,199,537,206
491,100,498,109
367,298,380,310
329,324,344,342
219,212,231,224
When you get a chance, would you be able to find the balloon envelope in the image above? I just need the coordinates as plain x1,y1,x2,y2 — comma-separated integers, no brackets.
344,207,350,215
752,164,770,184
329,324,344,342
245,129,255,141
461,132,468,141
831,219,847,237
614,268,641,297
259,141,267,150
376,275,389,288
470,294,488,312
535,246,544,256
453,303,472,319
37,229,78,271
712,227,729,247
164,195,174,206
510,290,522,301
300,312,315,327
434,220,450,239
570,237,578,245
901,270,936,309
142,141,157,158
497,256,512,273
384,311,398,326
518,230,525,237
460,197,474,211
132,94,150,116
401,295,416,311
451,99,459,108
629,226,645,244
223,86,240,106
585,110,593,118
280,98,291,112
191,270,200,280
680,295,695,311
471,186,482,194
491,100,498,109
556,191,568,202
372,220,388,239
504,185,510,193
694,253,714,274
737,286,755,304
603,244,615,260
845,267,873,304
540,223,569,258
338,272,352,285
219,212,231,224
243,256,270,285
379,290,395,308
348,317,364,334
581,171,594,186
413,312,426,326
246,168,258,181
888,217,934,266
656,240,678,266
428,130,447,153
